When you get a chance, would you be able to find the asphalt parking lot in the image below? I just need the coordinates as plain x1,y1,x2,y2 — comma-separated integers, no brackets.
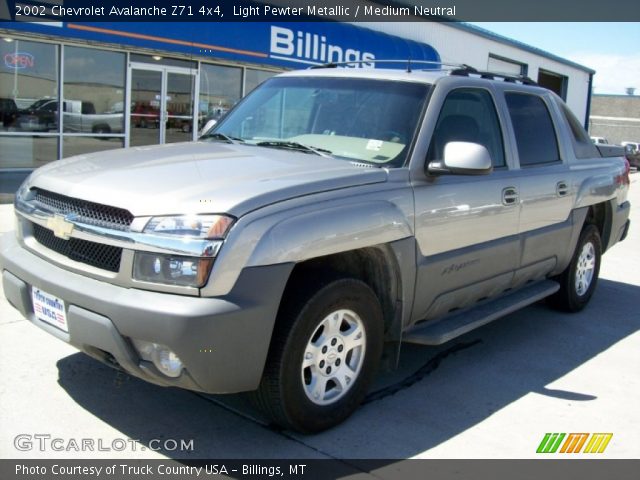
0,175,638,463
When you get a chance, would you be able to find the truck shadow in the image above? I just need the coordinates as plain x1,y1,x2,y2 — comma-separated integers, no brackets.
56,278,640,459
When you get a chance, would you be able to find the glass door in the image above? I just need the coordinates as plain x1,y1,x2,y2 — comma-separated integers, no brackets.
165,72,195,143
130,69,162,147
128,64,196,147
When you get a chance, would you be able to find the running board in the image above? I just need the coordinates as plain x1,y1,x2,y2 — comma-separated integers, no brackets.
403,280,560,346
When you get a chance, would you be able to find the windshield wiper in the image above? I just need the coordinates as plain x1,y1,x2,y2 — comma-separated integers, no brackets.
256,141,332,157
200,132,244,144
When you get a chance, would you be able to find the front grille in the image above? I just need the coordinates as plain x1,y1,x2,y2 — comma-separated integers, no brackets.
32,223,122,272
32,188,134,231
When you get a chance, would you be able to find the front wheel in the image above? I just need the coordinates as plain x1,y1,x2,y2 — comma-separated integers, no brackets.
254,277,384,433
549,224,602,312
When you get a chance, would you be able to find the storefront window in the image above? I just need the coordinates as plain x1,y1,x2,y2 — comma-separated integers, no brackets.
0,135,58,169
63,46,125,134
199,64,242,132
245,69,276,95
63,137,124,158
0,39,59,133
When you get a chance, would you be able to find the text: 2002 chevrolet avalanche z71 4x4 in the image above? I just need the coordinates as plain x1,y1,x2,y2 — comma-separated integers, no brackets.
1,65,631,432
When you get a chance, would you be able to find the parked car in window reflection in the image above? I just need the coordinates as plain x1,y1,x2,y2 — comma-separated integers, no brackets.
131,103,161,129
0,97,18,129
623,143,640,169
64,101,123,134
17,98,58,131
16,99,124,133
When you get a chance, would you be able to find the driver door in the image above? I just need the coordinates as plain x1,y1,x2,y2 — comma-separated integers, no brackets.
411,87,521,322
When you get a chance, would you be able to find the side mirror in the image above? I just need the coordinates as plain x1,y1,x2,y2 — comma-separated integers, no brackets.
198,119,217,138
428,141,493,176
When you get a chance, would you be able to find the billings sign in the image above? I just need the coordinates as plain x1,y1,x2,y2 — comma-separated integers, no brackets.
270,25,375,67
268,24,439,68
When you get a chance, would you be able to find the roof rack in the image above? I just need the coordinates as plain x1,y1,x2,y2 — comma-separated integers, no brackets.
307,60,539,85
308,59,466,72
449,65,538,85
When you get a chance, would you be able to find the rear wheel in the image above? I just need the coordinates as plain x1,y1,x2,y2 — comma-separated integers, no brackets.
549,224,602,312
254,277,384,433
92,124,111,134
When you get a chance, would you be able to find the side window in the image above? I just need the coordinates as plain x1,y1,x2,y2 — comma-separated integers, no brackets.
505,93,560,166
558,102,600,159
427,88,505,168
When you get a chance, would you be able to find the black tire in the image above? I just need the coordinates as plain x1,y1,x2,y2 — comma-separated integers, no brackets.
548,224,602,312
92,124,111,134
253,277,384,433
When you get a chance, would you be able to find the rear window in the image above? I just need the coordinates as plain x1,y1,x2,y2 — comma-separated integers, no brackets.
558,102,599,159
505,93,560,166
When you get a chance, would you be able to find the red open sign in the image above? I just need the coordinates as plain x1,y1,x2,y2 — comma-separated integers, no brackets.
4,52,35,69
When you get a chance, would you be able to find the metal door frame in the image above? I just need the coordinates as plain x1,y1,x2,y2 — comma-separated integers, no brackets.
126,62,199,147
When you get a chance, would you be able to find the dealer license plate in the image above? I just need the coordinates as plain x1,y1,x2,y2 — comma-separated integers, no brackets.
31,287,68,333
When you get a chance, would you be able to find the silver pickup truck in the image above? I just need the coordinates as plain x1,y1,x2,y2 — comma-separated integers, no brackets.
0,66,631,433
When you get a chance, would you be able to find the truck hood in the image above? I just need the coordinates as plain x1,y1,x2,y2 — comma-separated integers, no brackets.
27,142,388,217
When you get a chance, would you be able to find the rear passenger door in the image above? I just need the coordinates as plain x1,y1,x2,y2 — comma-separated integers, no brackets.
504,92,574,283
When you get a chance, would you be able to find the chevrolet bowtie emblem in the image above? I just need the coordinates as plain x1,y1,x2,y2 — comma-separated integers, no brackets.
47,214,74,240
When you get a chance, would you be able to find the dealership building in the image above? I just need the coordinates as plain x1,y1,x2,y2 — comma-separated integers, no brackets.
0,13,595,194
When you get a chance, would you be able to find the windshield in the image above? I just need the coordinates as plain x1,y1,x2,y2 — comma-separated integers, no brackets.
208,76,430,167
28,99,56,110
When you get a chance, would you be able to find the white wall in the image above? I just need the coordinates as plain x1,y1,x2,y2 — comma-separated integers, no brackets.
358,22,592,122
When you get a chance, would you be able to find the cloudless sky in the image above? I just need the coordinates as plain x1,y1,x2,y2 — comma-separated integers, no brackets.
470,23,640,94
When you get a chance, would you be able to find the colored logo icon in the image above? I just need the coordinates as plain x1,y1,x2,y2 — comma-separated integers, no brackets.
536,433,613,454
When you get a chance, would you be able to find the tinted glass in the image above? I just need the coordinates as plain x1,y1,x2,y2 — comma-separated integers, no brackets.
63,46,125,133
558,101,599,159
506,93,560,166
428,88,505,167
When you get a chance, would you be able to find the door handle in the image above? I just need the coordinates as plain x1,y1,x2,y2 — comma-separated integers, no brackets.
502,186,519,206
556,181,569,197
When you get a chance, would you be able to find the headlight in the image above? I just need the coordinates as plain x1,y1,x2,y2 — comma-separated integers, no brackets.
133,214,234,287
143,214,234,239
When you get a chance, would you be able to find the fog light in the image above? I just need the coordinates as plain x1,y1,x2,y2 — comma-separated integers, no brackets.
133,252,214,287
153,346,183,378
131,339,184,378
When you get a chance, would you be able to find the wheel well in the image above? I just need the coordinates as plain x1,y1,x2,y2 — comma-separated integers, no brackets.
280,247,400,336
586,202,611,249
